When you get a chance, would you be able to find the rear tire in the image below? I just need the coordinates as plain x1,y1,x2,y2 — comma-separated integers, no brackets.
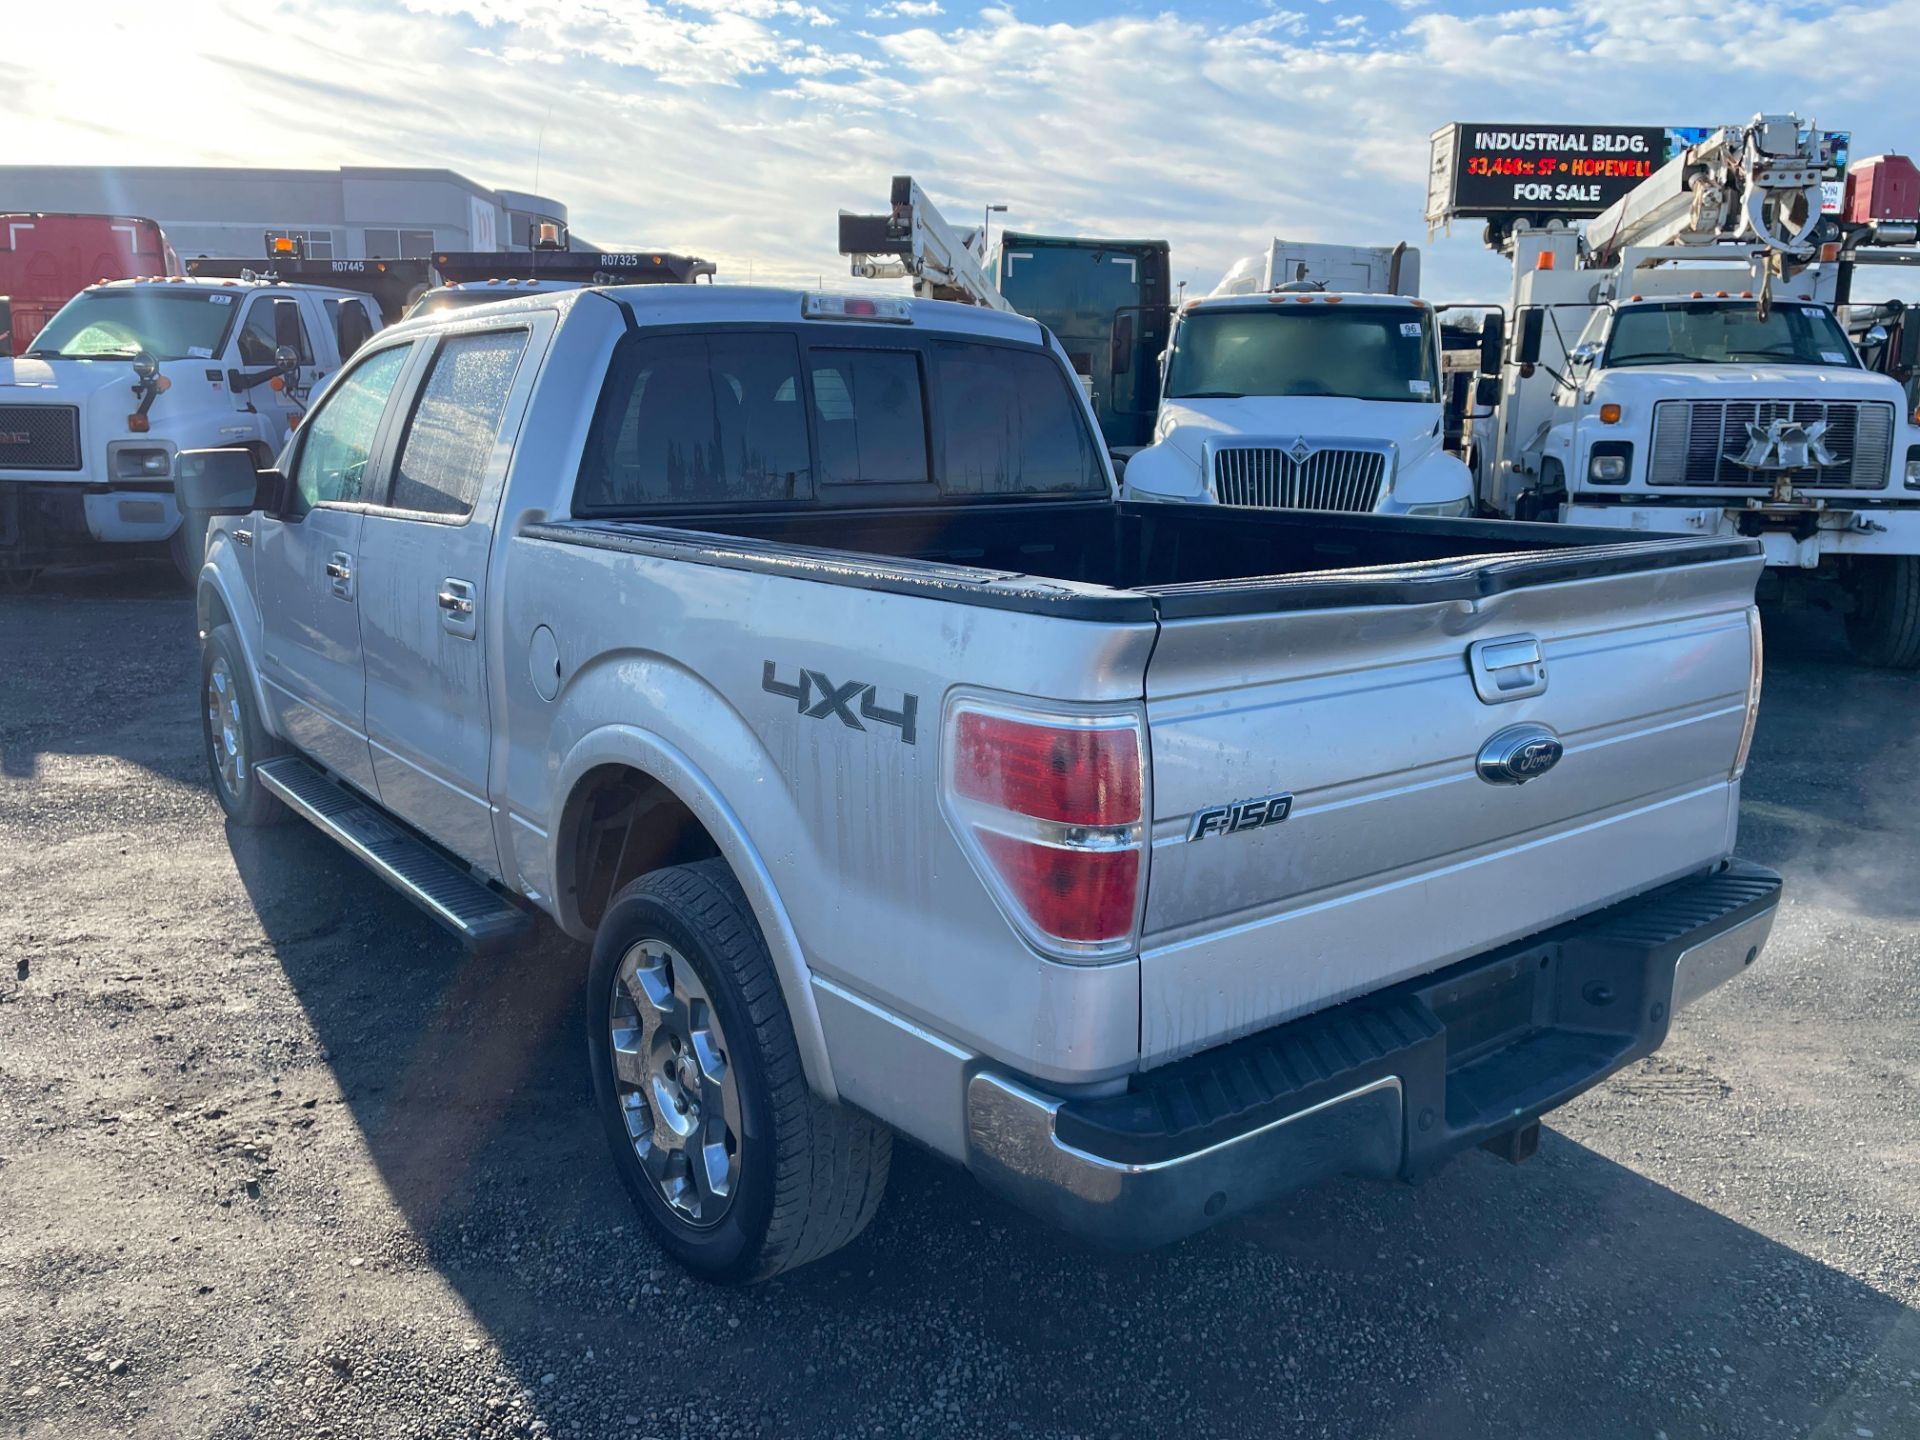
587,858,891,1284
201,624,287,826
1844,555,1920,669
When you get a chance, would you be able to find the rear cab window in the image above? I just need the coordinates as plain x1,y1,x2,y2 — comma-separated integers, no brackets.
573,323,1105,515
383,329,531,518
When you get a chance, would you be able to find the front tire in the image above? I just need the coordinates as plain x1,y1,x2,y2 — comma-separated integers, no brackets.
587,859,891,1283
201,624,286,826
1844,555,1920,669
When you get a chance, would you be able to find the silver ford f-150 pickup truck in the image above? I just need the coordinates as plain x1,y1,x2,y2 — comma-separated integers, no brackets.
179,285,1781,1283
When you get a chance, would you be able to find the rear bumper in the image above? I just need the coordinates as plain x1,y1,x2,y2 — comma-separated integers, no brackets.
966,859,1780,1249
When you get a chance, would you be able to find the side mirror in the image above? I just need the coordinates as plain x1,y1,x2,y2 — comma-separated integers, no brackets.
1475,375,1500,408
1514,308,1545,367
1479,311,1506,376
334,301,373,359
1568,340,1601,370
178,448,270,515
271,299,303,357
273,343,300,373
1864,324,1890,348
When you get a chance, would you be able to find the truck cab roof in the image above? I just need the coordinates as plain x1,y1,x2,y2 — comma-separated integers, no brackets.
89,274,373,302
1184,292,1430,312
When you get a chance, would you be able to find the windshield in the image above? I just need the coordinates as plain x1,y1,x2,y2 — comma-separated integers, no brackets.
1165,305,1438,403
1603,301,1859,369
27,288,239,361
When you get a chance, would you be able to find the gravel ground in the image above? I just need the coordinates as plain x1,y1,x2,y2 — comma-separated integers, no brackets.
2,563,1917,1440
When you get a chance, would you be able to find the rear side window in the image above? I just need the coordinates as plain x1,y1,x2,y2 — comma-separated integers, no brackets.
576,332,810,509
933,344,1105,495
388,330,529,517
810,348,929,486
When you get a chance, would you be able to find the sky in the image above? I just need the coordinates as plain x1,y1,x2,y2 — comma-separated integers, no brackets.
11,0,1920,299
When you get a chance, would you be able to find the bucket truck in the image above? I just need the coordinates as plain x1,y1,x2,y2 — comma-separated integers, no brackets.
1470,114,1920,667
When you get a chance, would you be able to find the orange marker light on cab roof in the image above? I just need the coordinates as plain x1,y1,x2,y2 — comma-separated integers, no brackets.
1325,294,1343,303
1691,291,1704,298
1600,403,1622,424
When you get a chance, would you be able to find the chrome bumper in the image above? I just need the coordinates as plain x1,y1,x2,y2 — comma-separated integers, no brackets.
965,861,1780,1250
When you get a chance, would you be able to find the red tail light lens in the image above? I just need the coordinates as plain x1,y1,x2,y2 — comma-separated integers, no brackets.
943,699,1148,960
953,711,1141,825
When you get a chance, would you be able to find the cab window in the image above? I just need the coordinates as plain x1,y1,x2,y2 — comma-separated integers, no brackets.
237,296,313,367
289,344,412,511
387,330,530,517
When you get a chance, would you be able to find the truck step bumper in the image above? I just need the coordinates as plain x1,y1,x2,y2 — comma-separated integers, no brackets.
966,860,1780,1249
254,756,533,954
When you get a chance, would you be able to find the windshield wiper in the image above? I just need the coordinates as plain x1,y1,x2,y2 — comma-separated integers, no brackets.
1176,390,1248,399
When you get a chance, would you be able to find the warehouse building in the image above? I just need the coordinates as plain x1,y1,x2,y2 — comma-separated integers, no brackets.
0,165,571,260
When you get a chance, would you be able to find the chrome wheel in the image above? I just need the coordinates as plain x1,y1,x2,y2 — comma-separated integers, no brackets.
206,655,245,799
608,939,741,1227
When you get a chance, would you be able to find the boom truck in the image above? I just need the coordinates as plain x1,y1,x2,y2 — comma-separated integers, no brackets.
1456,115,1920,666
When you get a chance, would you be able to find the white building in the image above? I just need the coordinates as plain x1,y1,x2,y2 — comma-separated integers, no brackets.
0,165,572,260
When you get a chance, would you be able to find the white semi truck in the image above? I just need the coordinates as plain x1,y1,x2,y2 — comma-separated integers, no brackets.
1119,240,1485,517
1471,114,1920,666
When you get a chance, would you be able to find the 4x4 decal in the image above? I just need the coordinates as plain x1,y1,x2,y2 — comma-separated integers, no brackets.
762,662,919,745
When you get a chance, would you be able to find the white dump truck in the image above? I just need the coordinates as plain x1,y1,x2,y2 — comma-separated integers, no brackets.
1119,240,1485,517
1465,114,1920,666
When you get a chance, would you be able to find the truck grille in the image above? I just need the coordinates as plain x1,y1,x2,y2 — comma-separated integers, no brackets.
1647,399,1894,491
0,404,82,472
1212,446,1386,511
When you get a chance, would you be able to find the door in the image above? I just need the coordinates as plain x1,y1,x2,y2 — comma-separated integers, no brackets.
357,321,543,873
254,340,415,793
234,293,320,450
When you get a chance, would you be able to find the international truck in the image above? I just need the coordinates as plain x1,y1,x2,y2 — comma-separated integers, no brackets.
1467,115,1920,667
1118,240,1485,517
179,282,1777,1283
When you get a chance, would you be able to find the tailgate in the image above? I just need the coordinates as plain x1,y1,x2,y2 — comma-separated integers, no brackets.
1137,545,1761,1067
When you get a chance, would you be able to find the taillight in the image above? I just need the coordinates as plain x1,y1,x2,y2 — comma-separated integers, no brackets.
1732,606,1763,780
943,698,1148,959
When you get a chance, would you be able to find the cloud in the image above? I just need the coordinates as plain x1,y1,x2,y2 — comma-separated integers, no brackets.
869,0,943,16
9,0,1920,300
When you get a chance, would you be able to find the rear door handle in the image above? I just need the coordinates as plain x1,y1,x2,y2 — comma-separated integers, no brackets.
438,578,477,638
326,551,354,601
1468,634,1547,702
232,528,253,546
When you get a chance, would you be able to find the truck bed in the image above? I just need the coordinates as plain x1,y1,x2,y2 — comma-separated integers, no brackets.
525,500,1755,619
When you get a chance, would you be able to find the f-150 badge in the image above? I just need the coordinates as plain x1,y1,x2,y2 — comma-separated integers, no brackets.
762,661,918,745
1187,793,1293,841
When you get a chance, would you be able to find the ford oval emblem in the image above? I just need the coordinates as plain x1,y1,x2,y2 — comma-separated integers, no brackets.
1476,723,1564,785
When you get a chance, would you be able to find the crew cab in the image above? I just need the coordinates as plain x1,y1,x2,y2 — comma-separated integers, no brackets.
180,284,1780,1283
0,275,380,583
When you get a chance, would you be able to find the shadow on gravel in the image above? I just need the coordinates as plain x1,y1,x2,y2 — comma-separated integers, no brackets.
0,561,202,783
223,805,1919,1439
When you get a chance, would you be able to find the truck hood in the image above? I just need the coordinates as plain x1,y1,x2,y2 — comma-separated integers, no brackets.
0,355,142,404
1592,364,1904,404
1153,395,1442,462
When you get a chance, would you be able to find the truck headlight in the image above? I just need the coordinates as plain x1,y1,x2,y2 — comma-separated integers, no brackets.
1405,498,1472,518
1906,445,1920,489
1587,441,1633,485
111,446,173,480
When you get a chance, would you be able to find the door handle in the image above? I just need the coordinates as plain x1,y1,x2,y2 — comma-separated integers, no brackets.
325,558,351,580
232,528,253,546
326,551,354,601
437,578,477,636
1468,634,1548,703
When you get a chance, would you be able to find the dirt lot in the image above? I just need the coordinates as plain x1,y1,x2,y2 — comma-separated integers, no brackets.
2,564,1917,1440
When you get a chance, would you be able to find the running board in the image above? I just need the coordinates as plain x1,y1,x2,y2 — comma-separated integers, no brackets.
254,755,533,953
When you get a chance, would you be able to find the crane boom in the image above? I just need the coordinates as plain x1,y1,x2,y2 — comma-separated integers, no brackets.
837,176,1015,312
1586,114,1827,266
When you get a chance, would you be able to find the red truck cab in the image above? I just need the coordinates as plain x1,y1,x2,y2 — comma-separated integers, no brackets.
0,213,179,356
